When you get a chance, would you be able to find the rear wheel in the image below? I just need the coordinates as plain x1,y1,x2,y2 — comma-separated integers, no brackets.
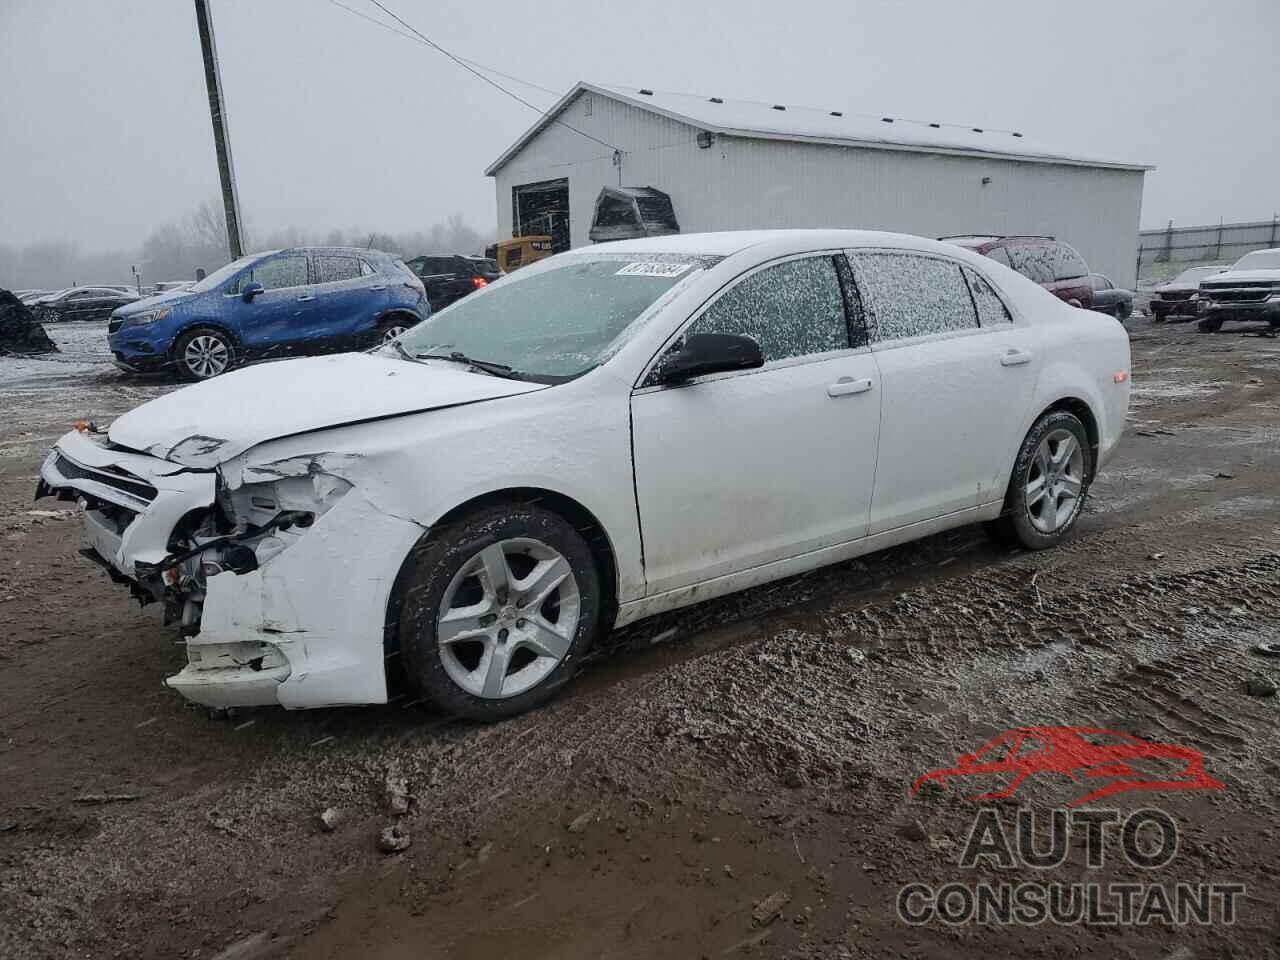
987,410,1092,550
174,326,235,381
398,503,601,721
1198,315,1223,333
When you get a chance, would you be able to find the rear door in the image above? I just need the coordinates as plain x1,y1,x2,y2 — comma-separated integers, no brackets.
848,251,1040,533
312,254,382,347
228,254,313,355
631,253,881,595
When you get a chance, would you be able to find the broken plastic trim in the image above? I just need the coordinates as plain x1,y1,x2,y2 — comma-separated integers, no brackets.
137,510,314,577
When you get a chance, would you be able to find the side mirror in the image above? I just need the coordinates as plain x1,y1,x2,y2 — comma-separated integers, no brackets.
656,332,765,384
241,281,265,303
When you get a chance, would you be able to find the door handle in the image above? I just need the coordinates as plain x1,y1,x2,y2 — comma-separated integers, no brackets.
827,376,874,397
296,295,315,302
369,285,387,291
1000,349,1033,367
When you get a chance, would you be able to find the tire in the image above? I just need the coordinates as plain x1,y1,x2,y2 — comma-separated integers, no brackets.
1114,303,1132,321
986,410,1093,551
398,502,601,721
1198,315,1223,333
372,315,414,348
173,326,236,381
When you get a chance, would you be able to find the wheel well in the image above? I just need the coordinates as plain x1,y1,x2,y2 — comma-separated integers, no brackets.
375,309,420,329
380,487,620,699
1044,397,1099,480
169,322,240,360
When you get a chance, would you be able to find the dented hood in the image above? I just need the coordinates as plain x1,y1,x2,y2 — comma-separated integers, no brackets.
108,353,547,468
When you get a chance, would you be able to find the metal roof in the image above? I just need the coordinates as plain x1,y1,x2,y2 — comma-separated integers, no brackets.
486,82,1154,176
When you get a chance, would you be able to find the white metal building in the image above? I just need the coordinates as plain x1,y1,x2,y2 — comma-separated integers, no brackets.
486,83,1152,286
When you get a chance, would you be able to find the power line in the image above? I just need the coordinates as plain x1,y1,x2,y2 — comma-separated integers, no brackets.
319,0,562,97
358,0,623,154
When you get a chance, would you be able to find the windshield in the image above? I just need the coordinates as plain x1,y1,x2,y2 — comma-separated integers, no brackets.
190,253,267,293
1231,250,1280,272
395,253,711,381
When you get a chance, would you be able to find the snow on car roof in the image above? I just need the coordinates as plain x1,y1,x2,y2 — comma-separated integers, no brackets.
571,228,977,259
487,82,1153,175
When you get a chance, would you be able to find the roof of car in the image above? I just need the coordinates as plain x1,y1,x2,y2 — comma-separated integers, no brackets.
274,246,391,257
487,81,1155,175
574,228,982,259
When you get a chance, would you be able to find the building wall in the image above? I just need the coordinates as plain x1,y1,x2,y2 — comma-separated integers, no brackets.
493,92,1146,287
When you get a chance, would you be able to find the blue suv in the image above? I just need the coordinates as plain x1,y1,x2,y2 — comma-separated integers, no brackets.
107,247,429,380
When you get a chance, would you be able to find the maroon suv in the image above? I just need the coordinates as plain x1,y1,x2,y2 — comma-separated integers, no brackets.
941,235,1093,308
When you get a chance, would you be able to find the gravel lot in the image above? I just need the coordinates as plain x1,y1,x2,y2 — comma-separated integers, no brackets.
2,316,1279,959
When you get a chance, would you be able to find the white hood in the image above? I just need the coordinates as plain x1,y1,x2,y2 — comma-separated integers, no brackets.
108,353,547,468
1202,270,1280,284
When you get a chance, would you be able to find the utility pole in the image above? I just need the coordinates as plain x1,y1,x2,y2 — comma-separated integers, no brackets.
193,0,244,259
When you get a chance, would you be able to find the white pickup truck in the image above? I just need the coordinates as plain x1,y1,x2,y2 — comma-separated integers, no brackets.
1197,248,1280,332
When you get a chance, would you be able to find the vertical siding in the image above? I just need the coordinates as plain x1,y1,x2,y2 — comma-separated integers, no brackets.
493,95,1145,287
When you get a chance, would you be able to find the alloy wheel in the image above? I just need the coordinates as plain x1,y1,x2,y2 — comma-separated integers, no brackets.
382,325,409,343
1025,428,1085,534
436,537,581,700
184,334,230,378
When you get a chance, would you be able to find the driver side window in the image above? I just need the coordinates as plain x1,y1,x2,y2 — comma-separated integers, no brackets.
246,255,309,291
685,256,848,363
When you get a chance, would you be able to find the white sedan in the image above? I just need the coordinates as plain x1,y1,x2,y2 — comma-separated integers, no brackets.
38,230,1130,720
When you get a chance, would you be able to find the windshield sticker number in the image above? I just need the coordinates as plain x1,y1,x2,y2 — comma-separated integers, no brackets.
615,262,692,278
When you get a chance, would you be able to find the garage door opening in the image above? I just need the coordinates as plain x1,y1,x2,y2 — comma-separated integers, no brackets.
513,178,570,253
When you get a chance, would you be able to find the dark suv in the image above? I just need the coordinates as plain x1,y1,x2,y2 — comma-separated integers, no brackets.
941,236,1093,309
405,255,501,312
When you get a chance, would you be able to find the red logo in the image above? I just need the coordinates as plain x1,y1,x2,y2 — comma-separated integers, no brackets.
912,726,1225,806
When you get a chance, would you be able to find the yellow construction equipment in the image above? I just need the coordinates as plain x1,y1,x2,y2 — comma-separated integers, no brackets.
495,236,553,273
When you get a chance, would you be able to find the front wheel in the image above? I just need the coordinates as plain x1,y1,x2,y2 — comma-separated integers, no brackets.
398,503,601,721
987,410,1092,550
373,317,412,347
174,326,235,381
1198,315,1223,333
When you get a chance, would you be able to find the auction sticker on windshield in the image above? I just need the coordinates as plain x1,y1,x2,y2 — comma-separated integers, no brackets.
615,261,693,278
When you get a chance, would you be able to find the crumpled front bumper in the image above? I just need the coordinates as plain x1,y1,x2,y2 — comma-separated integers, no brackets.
39,430,424,710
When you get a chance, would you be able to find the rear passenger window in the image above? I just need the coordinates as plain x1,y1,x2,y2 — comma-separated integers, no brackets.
1005,245,1055,285
687,256,847,363
985,246,1012,269
1052,244,1089,281
314,256,361,283
963,267,1013,325
849,253,978,341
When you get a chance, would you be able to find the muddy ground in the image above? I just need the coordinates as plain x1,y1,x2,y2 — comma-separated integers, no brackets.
2,317,1279,959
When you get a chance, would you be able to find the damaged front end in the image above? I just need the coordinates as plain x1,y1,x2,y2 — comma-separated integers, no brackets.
38,429,372,708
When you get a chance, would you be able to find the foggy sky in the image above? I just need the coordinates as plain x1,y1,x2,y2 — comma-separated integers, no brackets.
2,0,1277,253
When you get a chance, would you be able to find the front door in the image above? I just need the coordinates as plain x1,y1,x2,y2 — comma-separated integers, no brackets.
631,254,882,596
847,251,1040,534
229,254,313,356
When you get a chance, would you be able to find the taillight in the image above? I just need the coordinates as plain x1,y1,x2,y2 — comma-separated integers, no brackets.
471,276,488,290
405,276,425,296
